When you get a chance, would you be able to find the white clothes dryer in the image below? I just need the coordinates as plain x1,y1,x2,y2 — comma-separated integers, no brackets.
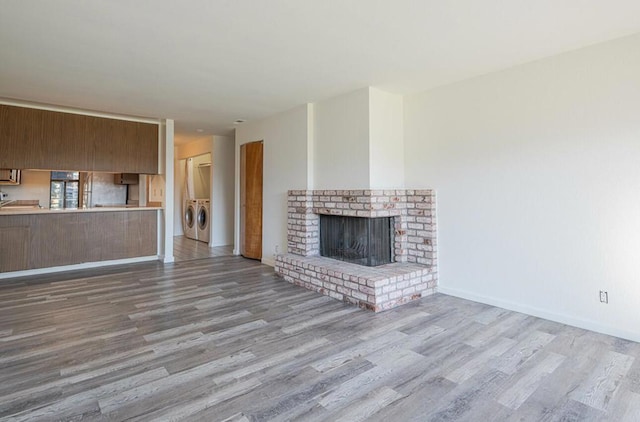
197,199,210,243
184,199,198,240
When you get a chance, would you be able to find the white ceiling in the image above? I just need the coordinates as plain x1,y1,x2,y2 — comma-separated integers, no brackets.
2,0,640,139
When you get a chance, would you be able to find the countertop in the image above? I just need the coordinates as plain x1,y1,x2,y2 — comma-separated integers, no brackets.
0,206,162,216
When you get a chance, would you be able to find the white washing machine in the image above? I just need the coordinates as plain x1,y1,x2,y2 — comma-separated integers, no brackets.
184,199,198,240
197,199,210,243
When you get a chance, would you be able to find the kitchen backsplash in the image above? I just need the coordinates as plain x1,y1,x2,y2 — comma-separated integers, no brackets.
90,172,127,207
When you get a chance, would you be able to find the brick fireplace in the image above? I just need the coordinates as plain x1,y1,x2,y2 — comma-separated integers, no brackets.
275,189,438,311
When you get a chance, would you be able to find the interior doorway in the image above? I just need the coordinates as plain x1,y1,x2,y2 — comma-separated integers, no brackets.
240,141,263,260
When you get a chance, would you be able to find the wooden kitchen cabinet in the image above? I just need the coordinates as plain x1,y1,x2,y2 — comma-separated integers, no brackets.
0,104,159,174
0,210,157,272
0,225,30,272
93,118,159,173
0,105,46,169
43,109,94,171
135,122,160,174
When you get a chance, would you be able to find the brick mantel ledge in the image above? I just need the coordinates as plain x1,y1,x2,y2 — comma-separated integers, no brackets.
275,254,436,312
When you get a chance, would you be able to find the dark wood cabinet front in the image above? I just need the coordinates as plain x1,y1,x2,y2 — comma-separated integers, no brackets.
0,210,158,272
44,109,93,171
0,105,45,168
0,104,159,173
134,121,160,173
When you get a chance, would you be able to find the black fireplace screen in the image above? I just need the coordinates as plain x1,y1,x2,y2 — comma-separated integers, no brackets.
320,215,394,267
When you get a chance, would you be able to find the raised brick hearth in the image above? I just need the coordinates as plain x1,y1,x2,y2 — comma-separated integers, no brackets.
275,189,438,311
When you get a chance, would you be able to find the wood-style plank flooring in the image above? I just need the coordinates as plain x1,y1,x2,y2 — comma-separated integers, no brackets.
1,256,639,421
173,236,234,262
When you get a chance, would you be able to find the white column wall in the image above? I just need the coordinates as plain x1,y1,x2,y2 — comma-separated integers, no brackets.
369,87,404,189
173,152,185,237
161,118,175,263
313,88,371,189
212,135,235,246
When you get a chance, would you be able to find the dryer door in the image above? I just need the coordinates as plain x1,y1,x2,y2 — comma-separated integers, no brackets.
197,206,208,230
185,205,195,228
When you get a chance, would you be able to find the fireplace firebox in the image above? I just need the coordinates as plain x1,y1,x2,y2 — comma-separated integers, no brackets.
320,215,394,267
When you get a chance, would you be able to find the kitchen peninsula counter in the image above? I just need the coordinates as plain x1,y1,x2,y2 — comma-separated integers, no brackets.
0,206,161,215
0,208,159,273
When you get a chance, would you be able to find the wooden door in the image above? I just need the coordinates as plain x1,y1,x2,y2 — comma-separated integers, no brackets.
240,141,263,260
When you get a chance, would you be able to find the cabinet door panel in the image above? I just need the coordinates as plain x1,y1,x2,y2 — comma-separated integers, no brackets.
87,115,112,172
0,105,45,169
42,109,92,170
93,118,126,172
93,119,158,173
114,119,139,172
0,226,30,272
135,122,159,174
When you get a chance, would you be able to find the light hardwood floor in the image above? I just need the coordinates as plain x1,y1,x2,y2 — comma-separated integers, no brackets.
0,256,639,421
173,236,234,262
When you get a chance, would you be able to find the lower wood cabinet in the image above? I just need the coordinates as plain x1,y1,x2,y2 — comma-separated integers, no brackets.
0,210,157,272
0,226,30,272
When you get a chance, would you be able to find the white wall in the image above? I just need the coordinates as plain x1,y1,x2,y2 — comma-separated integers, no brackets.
160,118,175,263
227,87,405,269
235,104,312,266
191,153,211,200
369,87,404,189
212,136,234,246
404,33,640,342
313,88,370,189
176,137,212,160
0,170,51,207
312,87,404,189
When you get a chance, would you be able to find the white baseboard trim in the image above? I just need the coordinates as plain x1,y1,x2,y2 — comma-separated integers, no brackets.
261,256,275,267
0,256,160,280
438,286,640,344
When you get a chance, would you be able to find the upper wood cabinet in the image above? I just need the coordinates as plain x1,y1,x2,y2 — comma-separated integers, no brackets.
92,117,159,173
0,104,159,174
45,109,94,171
0,105,45,168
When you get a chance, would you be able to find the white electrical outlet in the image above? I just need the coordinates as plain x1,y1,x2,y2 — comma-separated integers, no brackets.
599,290,608,304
